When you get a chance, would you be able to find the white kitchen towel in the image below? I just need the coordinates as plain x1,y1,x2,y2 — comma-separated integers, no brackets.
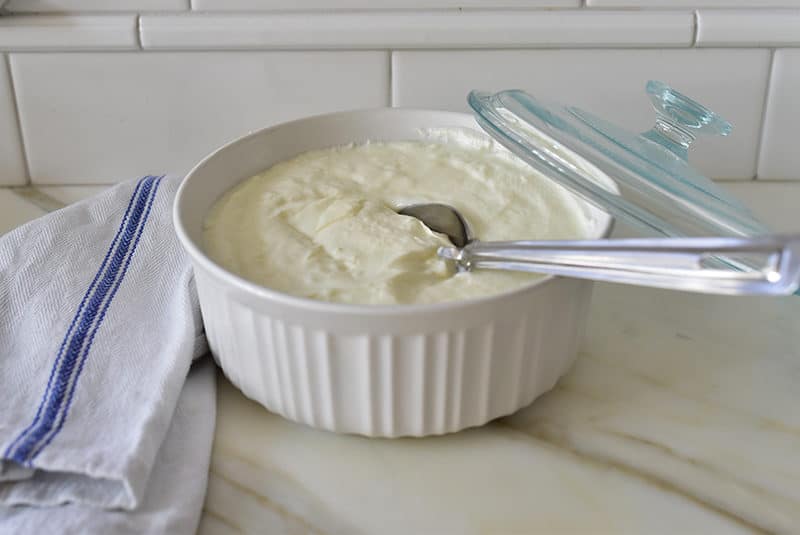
0,359,215,535
0,175,215,533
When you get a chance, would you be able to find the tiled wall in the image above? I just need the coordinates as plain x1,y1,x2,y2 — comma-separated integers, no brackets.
0,2,798,185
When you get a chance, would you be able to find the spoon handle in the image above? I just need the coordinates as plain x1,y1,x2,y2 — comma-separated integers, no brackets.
438,235,800,295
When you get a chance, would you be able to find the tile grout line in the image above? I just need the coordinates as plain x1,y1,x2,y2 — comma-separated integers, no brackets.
3,53,32,186
135,14,143,50
752,48,776,181
691,10,698,47
17,182,114,187
8,186,66,213
714,178,799,184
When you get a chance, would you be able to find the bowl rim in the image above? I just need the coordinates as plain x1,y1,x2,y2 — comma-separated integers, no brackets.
173,107,615,317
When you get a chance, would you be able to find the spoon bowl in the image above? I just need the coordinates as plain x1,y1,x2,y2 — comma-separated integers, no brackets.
398,203,474,248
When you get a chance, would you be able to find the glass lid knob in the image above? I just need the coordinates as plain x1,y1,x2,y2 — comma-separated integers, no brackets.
642,80,732,161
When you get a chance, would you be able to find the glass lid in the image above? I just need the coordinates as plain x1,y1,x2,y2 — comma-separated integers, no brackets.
468,81,768,238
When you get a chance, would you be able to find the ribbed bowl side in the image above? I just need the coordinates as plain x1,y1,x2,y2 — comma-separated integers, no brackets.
194,265,593,437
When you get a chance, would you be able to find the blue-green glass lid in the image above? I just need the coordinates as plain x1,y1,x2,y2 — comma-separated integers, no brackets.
468,81,768,238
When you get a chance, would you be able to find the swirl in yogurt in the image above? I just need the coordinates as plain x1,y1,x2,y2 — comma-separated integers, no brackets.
203,133,593,305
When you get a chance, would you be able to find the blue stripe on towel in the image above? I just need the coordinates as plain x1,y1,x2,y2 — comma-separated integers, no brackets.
4,175,163,465
3,178,146,460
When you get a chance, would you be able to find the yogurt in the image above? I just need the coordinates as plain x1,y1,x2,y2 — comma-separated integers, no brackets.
203,133,591,305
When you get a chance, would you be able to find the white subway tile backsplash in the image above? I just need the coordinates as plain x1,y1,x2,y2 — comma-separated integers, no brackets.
191,0,579,10
697,10,800,47
10,52,389,184
0,16,138,51
393,49,770,180
757,49,800,180
140,11,693,50
587,0,800,7
5,0,188,11
0,55,26,185
0,3,794,187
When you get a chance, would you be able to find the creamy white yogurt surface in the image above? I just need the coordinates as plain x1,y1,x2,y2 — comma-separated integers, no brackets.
203,133,592,305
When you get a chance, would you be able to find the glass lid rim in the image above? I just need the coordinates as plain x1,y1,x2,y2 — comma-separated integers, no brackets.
466,86,768,239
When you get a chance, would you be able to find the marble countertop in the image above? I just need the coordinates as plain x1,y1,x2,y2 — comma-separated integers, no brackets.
2,182,799,534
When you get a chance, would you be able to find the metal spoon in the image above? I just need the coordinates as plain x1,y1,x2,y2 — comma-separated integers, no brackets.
398,203,800,296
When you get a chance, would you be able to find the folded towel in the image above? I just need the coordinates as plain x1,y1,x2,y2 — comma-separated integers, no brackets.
0,175,216,534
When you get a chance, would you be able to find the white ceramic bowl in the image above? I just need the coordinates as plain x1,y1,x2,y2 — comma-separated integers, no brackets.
174,109,613,437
